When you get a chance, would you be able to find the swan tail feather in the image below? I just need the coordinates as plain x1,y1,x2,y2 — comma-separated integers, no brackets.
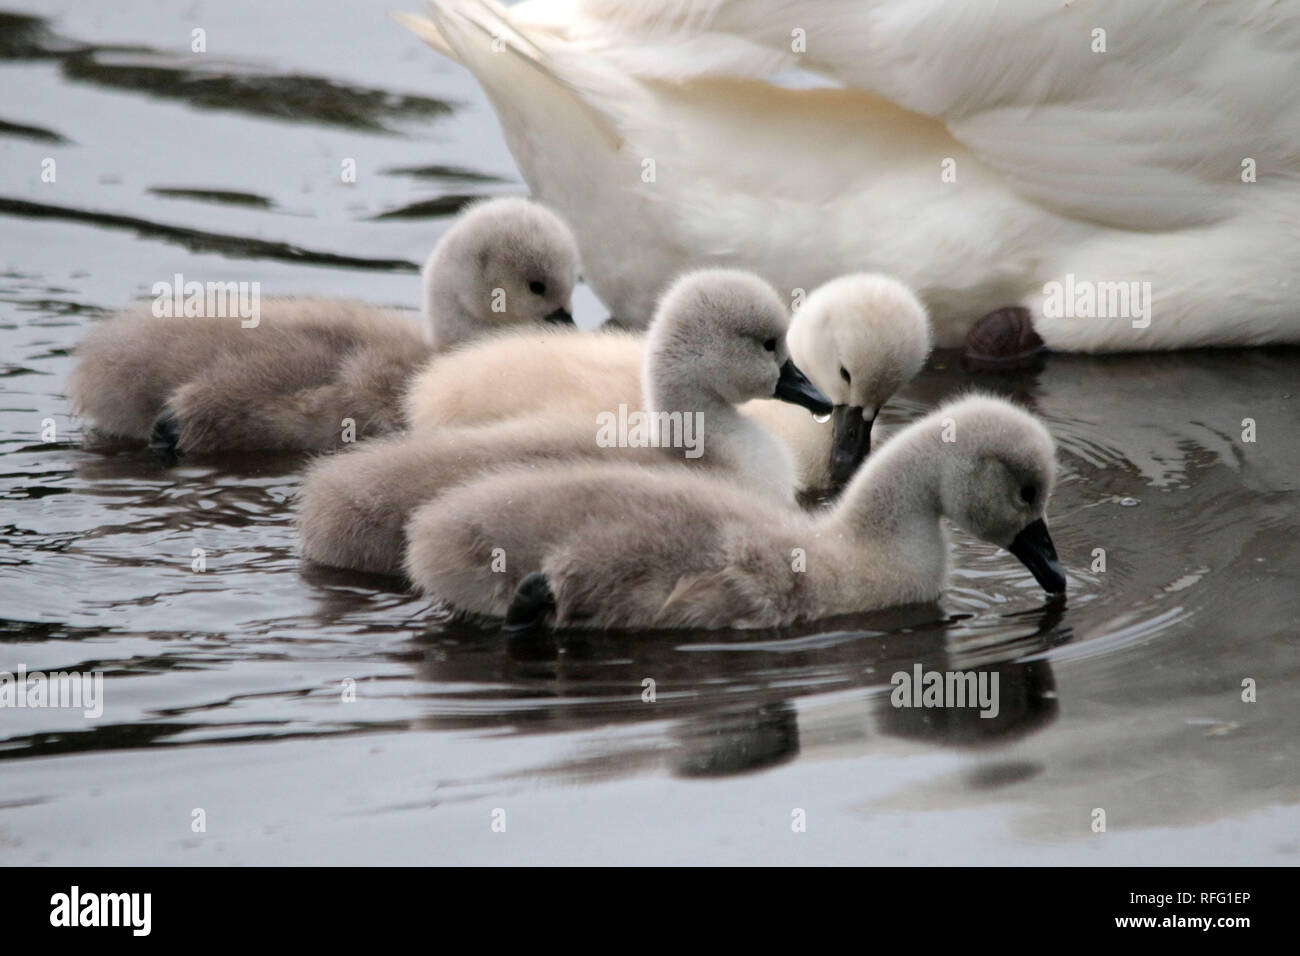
421,0,625,150
429,0,550,68
392,11,454,59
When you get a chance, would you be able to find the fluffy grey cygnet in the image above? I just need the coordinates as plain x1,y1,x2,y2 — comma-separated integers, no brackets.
66,197,578,455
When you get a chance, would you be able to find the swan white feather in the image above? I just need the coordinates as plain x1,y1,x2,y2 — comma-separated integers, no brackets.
403,0,1300,350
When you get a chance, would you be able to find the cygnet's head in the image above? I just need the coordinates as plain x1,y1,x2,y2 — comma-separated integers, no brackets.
787,274,931,485
422,197,580,349
643,269,832,415
927,395,1064,593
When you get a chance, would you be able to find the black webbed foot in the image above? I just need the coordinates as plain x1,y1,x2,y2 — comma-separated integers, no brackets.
149,412,182,465
504,571,557,633
962,306,1046,372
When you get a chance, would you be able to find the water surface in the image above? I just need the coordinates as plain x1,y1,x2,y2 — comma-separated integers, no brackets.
1,0,1297,865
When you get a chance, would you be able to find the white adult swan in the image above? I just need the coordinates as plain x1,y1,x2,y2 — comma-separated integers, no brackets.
399,0,1300,352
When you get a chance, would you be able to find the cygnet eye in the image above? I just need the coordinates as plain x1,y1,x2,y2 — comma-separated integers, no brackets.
763,338,776,352
1019,485,1037,505
529,280,546,295
840,366,851,384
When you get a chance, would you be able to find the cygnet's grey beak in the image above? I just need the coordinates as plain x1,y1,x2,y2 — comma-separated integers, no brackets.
544,307,574,325
1008,518,1067,594
829,405,874,486
773,359,833,417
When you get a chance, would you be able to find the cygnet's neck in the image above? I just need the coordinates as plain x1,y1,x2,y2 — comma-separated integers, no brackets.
827,422,946,546
644,363,794,500
423,261,479,352
644,372,743,450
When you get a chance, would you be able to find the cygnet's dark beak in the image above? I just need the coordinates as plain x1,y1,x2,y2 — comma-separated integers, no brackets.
773,359,833,417
544,307,574,326
829,405,874,486
1007,518,1067,594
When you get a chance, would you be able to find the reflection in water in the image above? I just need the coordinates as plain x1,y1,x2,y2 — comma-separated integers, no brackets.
0,196,422,271
371,195,487,220
0,12,452,133
672,702,800,778
401,598,1068,784
0,116,67,144
875,658,1058,747
148,187,274,210
1,0,1298,863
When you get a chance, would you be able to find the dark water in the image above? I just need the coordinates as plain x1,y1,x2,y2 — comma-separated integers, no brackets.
2,1,1298,865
